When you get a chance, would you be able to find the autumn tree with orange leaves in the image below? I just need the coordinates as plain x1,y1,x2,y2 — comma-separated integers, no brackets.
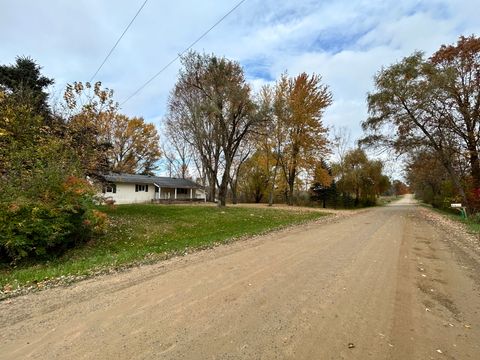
237,73,332,205
64,81,161,175
275,73,332,205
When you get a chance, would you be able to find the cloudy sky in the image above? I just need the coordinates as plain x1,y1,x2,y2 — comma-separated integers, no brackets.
1,0,479,174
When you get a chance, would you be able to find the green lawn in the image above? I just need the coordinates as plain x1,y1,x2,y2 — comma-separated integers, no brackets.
0,205,327,290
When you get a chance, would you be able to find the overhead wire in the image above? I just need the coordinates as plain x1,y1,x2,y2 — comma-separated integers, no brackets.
120,0,247,106
89,0,149,82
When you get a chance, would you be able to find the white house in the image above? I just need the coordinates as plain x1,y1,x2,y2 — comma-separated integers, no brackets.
99,174,206,204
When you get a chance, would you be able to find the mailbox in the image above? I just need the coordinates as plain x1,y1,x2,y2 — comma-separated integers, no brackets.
450,203,467,219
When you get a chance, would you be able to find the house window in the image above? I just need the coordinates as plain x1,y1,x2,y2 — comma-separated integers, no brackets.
135,184,148,192
177,188,188,195
103,184,116,193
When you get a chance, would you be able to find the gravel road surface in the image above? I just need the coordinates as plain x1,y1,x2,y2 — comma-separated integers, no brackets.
1,195,479,359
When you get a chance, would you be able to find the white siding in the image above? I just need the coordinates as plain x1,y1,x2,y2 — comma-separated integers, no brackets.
193,189,206,200
99,182,206,204
103,183,154,204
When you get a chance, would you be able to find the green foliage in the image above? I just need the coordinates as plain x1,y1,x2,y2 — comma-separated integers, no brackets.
332,148,390,207
0,142,106,262
0,61,107,263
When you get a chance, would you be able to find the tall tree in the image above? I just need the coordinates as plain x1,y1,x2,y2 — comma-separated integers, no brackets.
167,52,257,206
430,35,480,195
253,83,282,206
276,73,332,205
0,58,56,175
362,35,480,211
167,58,220,201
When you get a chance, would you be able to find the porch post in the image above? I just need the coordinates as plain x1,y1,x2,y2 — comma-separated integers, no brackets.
190,188,193,199
159,187,161,199
174,188,177,200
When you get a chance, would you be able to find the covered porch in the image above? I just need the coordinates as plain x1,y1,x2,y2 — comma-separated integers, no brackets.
153,184,204,201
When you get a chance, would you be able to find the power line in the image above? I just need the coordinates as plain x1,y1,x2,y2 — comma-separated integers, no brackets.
89,0,149,82
121,0,248,106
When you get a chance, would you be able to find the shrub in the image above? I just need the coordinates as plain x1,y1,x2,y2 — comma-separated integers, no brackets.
0,175,106,262
0,140,107,262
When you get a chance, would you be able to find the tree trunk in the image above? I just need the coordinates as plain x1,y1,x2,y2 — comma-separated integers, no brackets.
467,141,480,189
268,159,279,207
217,162,231,207
255,192,262,203
288,181,295,206
208,172,216,203
218,180,228,207
287,167,296,206
231,180,238,204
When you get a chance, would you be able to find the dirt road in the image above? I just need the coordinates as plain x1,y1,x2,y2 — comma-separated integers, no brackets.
1,196,480,359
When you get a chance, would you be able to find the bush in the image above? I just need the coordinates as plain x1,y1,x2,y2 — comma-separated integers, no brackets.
0,175,106,262
0,138,107,262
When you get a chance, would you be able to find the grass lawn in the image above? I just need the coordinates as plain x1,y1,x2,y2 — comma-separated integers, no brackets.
0,205,327,290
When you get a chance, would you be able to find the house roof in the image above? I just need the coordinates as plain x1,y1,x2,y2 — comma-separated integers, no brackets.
101,173,203,189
